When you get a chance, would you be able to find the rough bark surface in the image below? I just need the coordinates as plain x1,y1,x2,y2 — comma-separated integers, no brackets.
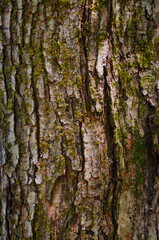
0,0,159,239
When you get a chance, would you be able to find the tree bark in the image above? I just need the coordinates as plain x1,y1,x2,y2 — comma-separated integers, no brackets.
0,0,159,239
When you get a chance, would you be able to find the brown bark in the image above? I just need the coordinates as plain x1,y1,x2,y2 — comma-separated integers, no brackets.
0,0,159,239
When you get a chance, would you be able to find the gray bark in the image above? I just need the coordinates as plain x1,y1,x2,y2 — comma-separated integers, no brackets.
0,0,159,239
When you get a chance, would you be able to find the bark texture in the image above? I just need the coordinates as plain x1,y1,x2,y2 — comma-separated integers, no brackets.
0,0,159,239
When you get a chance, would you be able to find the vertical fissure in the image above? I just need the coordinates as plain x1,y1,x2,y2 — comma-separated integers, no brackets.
6,177,13,240
30,9,40,162
79,120,85,174
41,5,50,102
80,0,91,112
104,65,118,239
2,47,9,102
40,37,50,102
105,0,119,238
10,2,14,67
31,66,40,160
155,207,159,239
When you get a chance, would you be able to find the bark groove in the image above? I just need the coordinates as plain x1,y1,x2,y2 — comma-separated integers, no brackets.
0,0,159,239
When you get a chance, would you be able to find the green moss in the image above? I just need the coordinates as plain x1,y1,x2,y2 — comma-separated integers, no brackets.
33,201,55,240
133,136,146,165
132,132,148,186
39,141,49,154
136,33,156,68
136,168,145,184
59,0,71,9
98,0,108,7
56,154,65,172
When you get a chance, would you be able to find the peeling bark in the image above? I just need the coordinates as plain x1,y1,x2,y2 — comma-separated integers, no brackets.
0,0,159,239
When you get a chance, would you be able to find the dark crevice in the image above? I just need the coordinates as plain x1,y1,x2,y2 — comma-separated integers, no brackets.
155,205,159,239
77,119,88,187
79,120,85,174
21,0,26,48
41,7,51,102
30,35,41,240
31,66,40,160
104,65,118,239
94,11,101,84
1,7,10,102
107,0,113,34
30,9,40,162
138,65,158,202
103,0,119,238
6,177,12,240
15,44,23,97
136,42,159,236
40,36,50,102
6,207,10,240
80,0,91,113
2,48,9,102
10,2,14,67
101,228,108,240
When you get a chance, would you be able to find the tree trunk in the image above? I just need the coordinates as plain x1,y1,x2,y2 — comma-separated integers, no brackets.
0,0,159,239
